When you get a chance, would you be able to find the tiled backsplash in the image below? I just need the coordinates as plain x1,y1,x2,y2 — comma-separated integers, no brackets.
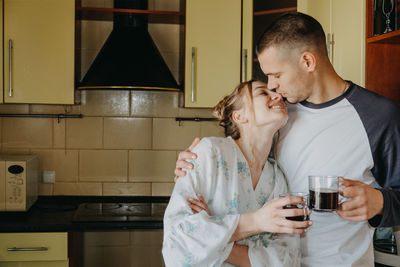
0,90,224,196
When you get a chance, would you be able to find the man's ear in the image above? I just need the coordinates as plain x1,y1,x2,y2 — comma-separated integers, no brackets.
232,109,248,124
300,51,316,72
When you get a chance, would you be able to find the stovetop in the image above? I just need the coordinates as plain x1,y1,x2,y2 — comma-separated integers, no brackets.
72,202,167,222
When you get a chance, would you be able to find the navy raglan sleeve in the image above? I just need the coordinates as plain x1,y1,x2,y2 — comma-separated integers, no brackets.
347,85,400,227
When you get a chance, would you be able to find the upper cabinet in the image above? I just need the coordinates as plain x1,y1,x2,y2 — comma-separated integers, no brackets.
3,0,74,104
184,0,296,108
298,0,366,87
365,0,400,103
184,0,244,108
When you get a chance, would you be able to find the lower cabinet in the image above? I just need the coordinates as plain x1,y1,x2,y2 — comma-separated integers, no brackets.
83,230,164,267
0,232,69,267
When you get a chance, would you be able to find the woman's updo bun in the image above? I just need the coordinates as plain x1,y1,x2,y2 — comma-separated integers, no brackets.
213,80,255,140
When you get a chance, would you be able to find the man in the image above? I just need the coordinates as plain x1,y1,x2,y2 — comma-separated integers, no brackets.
174,12,400,266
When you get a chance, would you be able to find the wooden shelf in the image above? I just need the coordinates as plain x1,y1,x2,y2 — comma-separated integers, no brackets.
254,7,296,16
76,7,184,24
367,29,400,44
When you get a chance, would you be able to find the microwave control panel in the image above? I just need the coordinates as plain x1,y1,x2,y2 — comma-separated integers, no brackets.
5,161,26,210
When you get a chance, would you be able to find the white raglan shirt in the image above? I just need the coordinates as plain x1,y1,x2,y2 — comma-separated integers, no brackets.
277,82,400,267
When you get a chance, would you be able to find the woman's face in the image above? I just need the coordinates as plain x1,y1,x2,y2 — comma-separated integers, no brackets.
245,81,288,130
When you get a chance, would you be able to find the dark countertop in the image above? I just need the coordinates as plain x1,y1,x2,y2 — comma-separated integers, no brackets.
0,196,169,232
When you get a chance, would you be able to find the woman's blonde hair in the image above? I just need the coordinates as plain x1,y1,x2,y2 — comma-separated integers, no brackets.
213,80,256,140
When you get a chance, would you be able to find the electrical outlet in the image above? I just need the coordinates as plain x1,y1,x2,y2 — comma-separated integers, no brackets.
42,170,55,184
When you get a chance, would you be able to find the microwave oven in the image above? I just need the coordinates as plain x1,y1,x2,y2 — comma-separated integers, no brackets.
0,154,38,211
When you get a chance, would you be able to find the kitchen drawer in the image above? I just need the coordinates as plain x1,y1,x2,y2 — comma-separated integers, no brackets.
0,232,68,262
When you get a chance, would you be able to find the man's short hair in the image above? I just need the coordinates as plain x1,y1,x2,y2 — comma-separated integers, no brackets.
256,12,327,56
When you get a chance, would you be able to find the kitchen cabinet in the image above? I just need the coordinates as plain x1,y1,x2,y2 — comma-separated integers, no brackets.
3,0,74,104
298,0,366,87
0,232,69,266
365,0,400,103
184,0,244,108
184,0,297,108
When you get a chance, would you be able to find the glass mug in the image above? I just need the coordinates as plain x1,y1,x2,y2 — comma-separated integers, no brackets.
279,192,310,221
308,175,339,212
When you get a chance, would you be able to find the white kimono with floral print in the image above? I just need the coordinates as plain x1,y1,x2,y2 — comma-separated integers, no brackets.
162,137,301,267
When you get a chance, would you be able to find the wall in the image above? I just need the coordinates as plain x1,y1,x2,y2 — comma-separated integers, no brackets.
0,91,223,197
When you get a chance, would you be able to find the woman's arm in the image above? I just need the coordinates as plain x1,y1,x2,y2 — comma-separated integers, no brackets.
163,139,240,267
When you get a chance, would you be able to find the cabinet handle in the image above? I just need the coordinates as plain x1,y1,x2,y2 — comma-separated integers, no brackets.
7,247,48,252
191,47,196,103
242,49,248,82
9,39,13,97
327,33,334,63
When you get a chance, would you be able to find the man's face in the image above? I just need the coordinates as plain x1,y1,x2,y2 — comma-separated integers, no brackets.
257,46,311,103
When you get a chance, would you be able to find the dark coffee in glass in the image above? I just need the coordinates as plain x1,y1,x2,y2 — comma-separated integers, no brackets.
280,192,309,221
308,176,339,212
309,189,338,212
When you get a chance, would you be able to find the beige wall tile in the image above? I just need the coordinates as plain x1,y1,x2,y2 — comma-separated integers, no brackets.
131,91,179,118
149,24,180,53
0,104,29,114
2,118,52,149
53,182,102,195
152,183,174,196
66,117,103,149
151,0,180,11
177,107,214,118
81,90,130,117
38,183,53,196
153,118,200,150
53,150,79,182
53,119,66,149
103,182,151,196
129,151,176,182
80,49,99,79
81,19,112,50
79,150,128,182
29,104,81,114
84,232,130,246
104,118,152,149
200,121,225,137
158,51,180,84
0,148,30,154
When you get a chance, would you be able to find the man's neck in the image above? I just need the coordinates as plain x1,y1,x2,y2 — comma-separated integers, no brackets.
306,68,348,104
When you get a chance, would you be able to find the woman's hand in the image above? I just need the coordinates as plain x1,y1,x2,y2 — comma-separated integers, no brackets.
254,196,312,234
188,194,210,215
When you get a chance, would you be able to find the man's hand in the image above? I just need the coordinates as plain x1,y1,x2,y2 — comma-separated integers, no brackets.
337,177,384,221
174,137,201,182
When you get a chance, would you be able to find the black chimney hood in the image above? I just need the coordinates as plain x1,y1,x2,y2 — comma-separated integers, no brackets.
78,0,180,91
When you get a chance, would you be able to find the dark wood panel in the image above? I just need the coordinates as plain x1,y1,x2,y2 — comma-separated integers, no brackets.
365,43,400,103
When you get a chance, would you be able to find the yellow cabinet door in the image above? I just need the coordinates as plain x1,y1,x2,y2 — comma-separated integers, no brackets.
297,0,365,86
242,0,253,83
0,0,3,104
185,0,242,108
4,0,74,104
0,232,68,262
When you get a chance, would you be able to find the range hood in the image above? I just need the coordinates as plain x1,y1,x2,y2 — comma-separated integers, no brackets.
78,0,180,91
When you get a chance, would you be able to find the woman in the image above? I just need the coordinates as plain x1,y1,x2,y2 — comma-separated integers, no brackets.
162,80,311,267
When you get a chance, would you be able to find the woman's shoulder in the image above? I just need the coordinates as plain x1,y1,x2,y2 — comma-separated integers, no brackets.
193,137,234,154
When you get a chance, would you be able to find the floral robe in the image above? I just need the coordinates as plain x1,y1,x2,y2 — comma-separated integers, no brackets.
162,137,300,267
